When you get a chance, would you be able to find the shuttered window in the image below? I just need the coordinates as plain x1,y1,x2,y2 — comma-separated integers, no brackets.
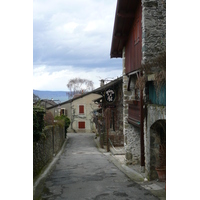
60,109,64,115
79,105,84,114
60,109,67,116
78,121,85,129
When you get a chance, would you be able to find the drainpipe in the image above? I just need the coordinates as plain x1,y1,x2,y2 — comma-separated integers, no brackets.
140,72,145,170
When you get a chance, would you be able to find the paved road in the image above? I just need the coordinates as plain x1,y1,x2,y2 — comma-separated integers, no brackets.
34,133,158,200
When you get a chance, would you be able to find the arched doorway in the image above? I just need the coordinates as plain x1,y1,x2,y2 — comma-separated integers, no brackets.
150,120,166,180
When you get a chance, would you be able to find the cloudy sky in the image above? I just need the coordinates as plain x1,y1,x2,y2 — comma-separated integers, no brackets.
33,0,122,91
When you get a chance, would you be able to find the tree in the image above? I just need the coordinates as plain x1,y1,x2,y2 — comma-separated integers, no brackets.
33,106,45,142
33,93,40,103
54,115,70,137
67,77,94,98
44,111,54,126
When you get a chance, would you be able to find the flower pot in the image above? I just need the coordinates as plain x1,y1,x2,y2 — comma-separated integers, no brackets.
155,167,166,182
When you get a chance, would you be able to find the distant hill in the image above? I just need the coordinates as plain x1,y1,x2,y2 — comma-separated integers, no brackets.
33,90,69,103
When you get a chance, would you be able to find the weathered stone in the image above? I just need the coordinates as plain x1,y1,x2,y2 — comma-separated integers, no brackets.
126,152,132,160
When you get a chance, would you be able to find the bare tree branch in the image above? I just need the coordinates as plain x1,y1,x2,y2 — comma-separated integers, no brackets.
67,77,94,98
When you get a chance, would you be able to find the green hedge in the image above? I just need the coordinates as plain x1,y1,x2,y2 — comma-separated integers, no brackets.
33,106,45,142
54,115,70,134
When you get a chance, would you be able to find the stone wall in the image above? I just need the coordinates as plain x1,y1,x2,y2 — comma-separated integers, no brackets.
122,48,141,164
144,104,166,180
33,125,65,178
122,0,166,167
141,0,166,180
141,0,166,61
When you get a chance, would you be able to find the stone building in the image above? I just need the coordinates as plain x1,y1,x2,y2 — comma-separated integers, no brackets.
110,0,166,180
47,93,101,133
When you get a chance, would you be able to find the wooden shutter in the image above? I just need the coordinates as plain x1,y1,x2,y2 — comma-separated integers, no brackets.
78,121,85,129
60,109,64,115
79,105,84,114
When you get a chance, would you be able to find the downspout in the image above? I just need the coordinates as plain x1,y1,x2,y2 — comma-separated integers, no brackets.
140,72,145,171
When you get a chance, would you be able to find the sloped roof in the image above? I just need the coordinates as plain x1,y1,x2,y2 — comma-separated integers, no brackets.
46,77,122,109
41,99,57,106
33,99,57,106
93,97,103,103
92,76,122,95
110,0,139,58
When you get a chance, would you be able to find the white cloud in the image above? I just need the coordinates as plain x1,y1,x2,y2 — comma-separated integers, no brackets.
33,65,122,91
33,0,122,91
63,22,79,33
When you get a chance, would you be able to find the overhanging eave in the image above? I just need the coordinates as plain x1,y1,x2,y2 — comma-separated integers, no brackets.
110,0,139,58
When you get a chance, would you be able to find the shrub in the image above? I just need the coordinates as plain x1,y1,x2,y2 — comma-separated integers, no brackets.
54,115,70,133
44,111,54,126
33,106,45,142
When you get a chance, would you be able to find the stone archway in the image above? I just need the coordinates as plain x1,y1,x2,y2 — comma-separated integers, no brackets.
150,119,166,180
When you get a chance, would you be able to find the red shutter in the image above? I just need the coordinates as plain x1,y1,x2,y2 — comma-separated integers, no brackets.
78,121,85,129
79,105,84,114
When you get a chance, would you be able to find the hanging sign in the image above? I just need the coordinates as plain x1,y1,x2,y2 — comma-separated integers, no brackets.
105,88,116,103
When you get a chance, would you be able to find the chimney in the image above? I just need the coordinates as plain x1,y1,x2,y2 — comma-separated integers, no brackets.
100,79,105,87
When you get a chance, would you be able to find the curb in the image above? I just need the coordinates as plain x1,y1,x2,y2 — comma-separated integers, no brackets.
94,137,166,200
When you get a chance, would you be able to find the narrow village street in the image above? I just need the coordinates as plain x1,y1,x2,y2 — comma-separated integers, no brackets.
34,133,159,200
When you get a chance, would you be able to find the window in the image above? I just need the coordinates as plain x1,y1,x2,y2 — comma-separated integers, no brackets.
60,108,67,116
78,121,85,129
79,105,84,114
60,109,64,115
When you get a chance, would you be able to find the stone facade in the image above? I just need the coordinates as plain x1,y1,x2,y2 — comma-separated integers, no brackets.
48,102,71,119
122,0,166,173
47,93,101,133
71,93,101,133
141,0,166,180
144,104,166,180
122,48,141,164
141,0,166,61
